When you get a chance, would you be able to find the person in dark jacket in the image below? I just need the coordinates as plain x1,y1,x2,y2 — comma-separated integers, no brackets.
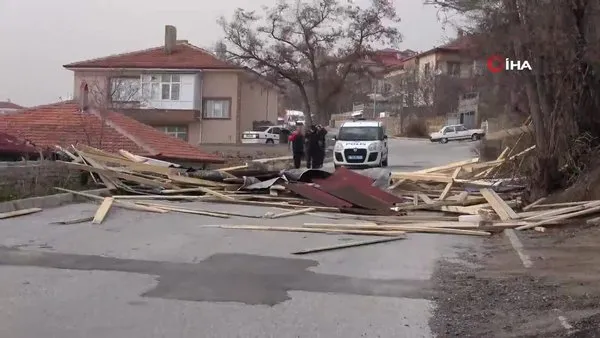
288,124,305,169
312,125,328,168
305,125,319,168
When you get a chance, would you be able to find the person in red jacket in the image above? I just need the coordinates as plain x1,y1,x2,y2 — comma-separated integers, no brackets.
288,124,305,169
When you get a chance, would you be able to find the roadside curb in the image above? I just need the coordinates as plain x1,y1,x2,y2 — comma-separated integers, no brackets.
0,188,111,213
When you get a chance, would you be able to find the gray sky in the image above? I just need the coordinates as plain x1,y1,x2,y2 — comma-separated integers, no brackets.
0,0,456,107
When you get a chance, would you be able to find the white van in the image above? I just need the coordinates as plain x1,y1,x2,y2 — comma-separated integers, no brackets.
332,120,388,168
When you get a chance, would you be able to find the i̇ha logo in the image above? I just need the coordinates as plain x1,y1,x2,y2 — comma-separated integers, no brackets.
486,55,532,73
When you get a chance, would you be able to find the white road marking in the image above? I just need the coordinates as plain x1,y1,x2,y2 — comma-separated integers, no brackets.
504,229,533,268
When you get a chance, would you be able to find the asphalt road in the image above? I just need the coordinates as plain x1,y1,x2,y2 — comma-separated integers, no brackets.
0,138,480,338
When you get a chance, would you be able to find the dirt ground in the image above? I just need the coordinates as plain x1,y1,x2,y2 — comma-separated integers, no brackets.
430,225,600,337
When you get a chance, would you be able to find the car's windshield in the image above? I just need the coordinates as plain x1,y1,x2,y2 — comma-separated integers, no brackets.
254,126,270,132
338,126,381,141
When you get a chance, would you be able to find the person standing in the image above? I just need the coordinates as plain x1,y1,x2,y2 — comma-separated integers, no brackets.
312,125,328,168
288,124,305,169
305,125,319,169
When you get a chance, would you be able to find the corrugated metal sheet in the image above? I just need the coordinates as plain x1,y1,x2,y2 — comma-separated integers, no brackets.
286,183,352,208
315,167,404,205
321,185,392,211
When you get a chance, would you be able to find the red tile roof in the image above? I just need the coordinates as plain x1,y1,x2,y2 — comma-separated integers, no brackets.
0,101,224,163
63,41,240,70
0,101,24,110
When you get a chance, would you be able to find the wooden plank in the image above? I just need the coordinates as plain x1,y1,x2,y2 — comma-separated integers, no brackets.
78,154,119,190
270,208,316,219
455,191,469,203
439,167,462,201
54,188,168,213
528,200,590,209
216,225,405,237
0,208,42,219
92,197,114,224
517,203,600,230
201,198,340,212
522,197,547,211
480,188,519,221
218,164,249,172
415,158,479,174
134,202,231,218
390,173,453,183
523,200,600,221
167,174,230,188
135,202,262,218
292,237,406,255
302,223,491,236
419,194,434,204
59,161,173,189
50,216,94,225
77,151,173,176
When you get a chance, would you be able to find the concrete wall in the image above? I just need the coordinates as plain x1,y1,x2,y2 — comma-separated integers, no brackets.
239,79,278,133
200,72,239,144
0,161,90,202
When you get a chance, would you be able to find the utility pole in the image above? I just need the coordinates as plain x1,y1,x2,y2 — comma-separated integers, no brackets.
373,79,378,118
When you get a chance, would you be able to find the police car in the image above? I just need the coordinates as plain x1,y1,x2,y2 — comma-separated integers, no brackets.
241,125,285,144
332,120,389,168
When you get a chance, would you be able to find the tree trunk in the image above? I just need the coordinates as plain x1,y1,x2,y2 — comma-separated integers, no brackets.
298,85,313,128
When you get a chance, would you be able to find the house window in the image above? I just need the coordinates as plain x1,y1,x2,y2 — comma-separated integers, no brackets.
423,62,431,75
447,62,461,76
203,98,231,119
142,74,181,101
156,126,188,141
110,77,140,102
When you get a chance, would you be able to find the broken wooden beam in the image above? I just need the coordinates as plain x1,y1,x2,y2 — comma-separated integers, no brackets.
92,197,114,224
292,236,406,255
0,208,42,219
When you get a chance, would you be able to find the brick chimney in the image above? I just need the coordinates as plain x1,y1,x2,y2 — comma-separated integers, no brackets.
165,25,177,54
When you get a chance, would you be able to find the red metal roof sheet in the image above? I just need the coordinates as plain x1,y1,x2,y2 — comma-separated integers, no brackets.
287,183,353,208
315,167,404,206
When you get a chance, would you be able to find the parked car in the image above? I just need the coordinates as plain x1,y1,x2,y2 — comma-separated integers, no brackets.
429,124,486,144
332,120,388,168
241,125,286,144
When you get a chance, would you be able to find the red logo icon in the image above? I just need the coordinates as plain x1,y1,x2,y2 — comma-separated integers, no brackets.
487,55,503,73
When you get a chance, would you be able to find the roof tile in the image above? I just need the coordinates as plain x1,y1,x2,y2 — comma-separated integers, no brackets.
0,101,223,163
63,42,239,70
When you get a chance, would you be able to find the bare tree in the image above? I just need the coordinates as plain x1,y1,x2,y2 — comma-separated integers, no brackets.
218,0,401,126
77,71,146,148
426,0,600,199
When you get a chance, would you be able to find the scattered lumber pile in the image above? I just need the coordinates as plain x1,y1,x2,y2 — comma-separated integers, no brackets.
4,141,600,253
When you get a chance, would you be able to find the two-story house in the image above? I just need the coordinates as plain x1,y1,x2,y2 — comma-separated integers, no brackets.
63,25,281,145
383,32,481,127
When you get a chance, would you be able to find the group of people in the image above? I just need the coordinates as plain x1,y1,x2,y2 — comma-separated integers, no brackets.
288,123,328,169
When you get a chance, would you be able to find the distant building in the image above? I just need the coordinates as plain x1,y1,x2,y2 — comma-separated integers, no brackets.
0,100,25,115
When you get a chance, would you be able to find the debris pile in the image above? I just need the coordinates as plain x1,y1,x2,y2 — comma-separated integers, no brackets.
3,141,600,253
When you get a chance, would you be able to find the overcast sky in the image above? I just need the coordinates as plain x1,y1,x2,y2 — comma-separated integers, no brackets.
0,0,457,107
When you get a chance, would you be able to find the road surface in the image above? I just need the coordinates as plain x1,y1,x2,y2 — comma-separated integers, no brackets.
0,138,480,338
